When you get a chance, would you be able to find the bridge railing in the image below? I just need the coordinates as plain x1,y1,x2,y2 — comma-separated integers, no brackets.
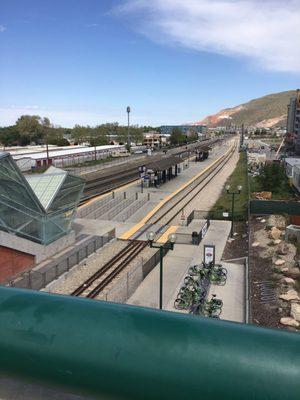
0,287,300,400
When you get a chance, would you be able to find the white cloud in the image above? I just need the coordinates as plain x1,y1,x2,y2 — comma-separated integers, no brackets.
114,0,300,73
0,25,7,32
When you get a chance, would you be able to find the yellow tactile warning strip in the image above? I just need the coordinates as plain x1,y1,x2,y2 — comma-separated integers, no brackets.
156,225,178,244
78,179,139,210
79,154,197,210
120,144,234,241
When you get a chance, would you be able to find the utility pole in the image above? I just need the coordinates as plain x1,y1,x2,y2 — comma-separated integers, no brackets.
127,106,131,151
241,123,245,148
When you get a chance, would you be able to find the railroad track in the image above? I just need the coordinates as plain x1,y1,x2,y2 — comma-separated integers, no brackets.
79,138,220,204
71,141,236,299
71,240,146,298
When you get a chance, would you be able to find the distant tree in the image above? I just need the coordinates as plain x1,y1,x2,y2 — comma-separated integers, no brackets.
258,163,285,192
0,125,20,149
72,124,87,144
116,124,142,147
170,128,185,146
16,115,43,144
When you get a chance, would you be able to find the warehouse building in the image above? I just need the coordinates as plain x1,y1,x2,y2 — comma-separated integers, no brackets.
12,144,125,170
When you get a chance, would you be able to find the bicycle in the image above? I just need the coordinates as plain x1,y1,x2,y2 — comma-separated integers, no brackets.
202,294,223,318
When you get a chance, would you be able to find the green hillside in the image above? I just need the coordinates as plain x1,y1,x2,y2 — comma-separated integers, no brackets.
200,89,297,127
230,90,296,126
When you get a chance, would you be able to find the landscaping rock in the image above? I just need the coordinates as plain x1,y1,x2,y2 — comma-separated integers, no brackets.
291,303,300,322
252,241,260,247
280,317,299,327
269,227,282,240
274,239,282,244
277,242,289,255
261,219,266,223
275,259,285,266
283,277,296,285
284,268,300,279
279,290,300,302
267,215,286,229
282,267,289,272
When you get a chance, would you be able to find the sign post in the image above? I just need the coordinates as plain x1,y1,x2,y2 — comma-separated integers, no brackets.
204,245,215,266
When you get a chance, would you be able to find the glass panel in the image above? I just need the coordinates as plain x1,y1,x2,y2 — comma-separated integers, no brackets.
0,154,84,245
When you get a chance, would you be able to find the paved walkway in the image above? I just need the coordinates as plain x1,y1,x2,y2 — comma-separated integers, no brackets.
127,220,245,323
208,261,245,323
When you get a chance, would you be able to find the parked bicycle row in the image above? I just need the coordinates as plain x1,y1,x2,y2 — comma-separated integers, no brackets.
174,262,227,318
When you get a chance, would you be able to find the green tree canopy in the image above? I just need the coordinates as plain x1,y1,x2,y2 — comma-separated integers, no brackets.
170,128,185,145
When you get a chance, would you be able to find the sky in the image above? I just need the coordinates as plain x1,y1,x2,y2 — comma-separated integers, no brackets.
0,0,299,127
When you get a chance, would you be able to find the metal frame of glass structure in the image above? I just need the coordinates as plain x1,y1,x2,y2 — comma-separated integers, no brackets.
0,152,85,245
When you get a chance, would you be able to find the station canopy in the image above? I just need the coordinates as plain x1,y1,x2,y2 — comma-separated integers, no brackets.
0,152,85,245
144,156,182,173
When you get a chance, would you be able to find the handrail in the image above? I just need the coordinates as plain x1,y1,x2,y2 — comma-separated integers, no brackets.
0,286,300,399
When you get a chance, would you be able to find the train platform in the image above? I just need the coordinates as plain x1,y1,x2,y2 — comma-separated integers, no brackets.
75,141,231,240
127,220,246,324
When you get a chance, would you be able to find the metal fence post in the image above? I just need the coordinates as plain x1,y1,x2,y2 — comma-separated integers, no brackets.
54,265,58,279
28,271,32,289
127,271,129,299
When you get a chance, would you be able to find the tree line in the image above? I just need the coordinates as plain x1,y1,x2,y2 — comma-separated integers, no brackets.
0,115,158,149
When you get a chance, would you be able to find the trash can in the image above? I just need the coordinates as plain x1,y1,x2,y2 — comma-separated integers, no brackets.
192,231,199,245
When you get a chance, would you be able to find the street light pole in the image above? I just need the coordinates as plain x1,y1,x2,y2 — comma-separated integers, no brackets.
226,185,242,238
159,246,164,309
147,231,177,310
127,106,131,151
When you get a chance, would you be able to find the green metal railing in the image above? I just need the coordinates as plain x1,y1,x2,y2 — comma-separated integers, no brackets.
1,287,300,399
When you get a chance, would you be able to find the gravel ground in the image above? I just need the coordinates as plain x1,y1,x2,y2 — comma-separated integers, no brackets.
45,140,239,299
249,216,290,330
96,246,157,301
222,221,248,260
171,142,239,225
45,240,129,295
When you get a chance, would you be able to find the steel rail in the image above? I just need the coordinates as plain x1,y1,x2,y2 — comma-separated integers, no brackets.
153,142,236,227
79,138,220,204
72,142,236,299
87,241,147,298
71,240,140,296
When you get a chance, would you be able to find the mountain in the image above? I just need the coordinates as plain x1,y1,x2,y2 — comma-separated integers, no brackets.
194,90,297,128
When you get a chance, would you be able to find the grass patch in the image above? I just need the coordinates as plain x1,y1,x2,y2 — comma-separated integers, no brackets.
249,164,296,200
212,151,248,220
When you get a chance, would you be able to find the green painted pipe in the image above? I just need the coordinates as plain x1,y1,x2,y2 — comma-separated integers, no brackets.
0,286,300,399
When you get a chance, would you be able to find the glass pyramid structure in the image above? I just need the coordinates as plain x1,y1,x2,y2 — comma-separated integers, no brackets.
0,152,85,245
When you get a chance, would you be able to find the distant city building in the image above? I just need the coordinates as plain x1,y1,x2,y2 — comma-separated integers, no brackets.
143,131,169,147
160,125,207,137
286,89,300,154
